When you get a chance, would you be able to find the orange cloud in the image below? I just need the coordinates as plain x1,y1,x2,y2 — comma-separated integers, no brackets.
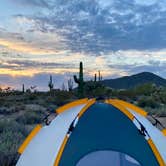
0,67,78,77
0,39,59,55
0,68,38,77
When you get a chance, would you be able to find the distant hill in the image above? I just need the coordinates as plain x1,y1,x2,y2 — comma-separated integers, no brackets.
101,72,166,89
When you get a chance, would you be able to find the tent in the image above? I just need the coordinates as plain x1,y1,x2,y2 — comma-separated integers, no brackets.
16,98,166,166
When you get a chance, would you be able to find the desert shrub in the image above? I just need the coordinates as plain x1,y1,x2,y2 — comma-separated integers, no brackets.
54,91,75,106
137,97,159,109
28,94,37,101
0,130,23,166
0,97,6,106
0,120,29,166
0,105,24,115
118,90,135,98
0,152,19,166
0,120,7,133
133,83,157,96
91,86,108,97
145,106,166,117
16,111,44,125
160,90,166,104
0,130,23,152
0,120,29,137
0,107,16,115
84,82,109,98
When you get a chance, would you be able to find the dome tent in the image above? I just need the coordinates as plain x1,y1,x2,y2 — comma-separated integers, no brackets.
16,98,166,166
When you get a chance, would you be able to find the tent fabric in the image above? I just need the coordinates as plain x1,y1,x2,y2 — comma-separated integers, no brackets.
16,103,87,166
58,103,159,166
106,99,166,165
109,99,166,163
16,99,166,166
128,109,166,163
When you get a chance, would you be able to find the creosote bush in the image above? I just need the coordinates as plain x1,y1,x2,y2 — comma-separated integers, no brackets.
0,120,30,166
138,97,159,109
16,111,44,125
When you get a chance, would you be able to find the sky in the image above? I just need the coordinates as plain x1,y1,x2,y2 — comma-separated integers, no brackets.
0,0,166,90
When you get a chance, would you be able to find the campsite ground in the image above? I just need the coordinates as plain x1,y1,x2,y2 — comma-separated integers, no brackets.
157,117,166,127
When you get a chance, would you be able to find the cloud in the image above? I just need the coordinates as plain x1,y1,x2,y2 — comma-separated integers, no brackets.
3,0,166,55
0,26,67,54
1,59,165,90
0,39,57,55
134,0,158,6
9,0,166,55
9,0,50,8
1,49,165,79
0,0,166,89
108,60,166,78
0,59,72,70
0,58,79,77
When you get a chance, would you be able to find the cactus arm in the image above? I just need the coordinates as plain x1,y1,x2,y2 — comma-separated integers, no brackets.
74,75,80,84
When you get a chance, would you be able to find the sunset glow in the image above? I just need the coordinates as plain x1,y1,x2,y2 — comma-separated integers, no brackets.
0,0,166,89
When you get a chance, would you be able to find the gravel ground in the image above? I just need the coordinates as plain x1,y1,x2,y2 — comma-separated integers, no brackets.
157,117,166,128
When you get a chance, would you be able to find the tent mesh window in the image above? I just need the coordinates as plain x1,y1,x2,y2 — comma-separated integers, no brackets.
76,150,142,166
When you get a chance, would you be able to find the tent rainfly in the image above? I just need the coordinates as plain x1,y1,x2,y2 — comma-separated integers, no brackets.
16,98,166,166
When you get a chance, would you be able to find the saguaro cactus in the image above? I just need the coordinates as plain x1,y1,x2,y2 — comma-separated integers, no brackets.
98,70,102,81
74,62,84,97
22,84,25,93
94,73,97,82
48,75,54,92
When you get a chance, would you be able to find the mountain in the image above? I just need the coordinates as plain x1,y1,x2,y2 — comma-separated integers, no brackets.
101,72,166,89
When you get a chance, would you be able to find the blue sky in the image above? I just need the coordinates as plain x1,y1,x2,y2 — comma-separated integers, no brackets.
0,0,166,90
